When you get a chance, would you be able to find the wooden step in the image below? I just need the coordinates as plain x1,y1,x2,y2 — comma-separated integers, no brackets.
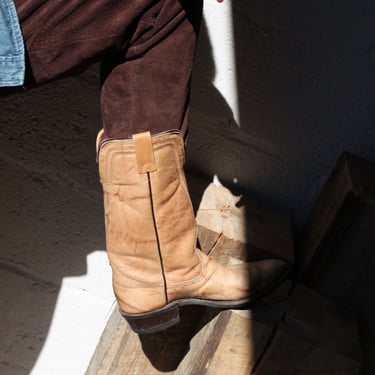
297,152,375,288
89,182,361,374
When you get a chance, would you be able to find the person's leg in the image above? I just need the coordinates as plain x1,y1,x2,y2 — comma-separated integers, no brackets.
99,0,203,139
96,1,289,334
13,0,199,138
11,0,289,334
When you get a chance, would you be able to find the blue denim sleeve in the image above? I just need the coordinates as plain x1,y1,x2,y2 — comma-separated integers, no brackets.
0,0,25,87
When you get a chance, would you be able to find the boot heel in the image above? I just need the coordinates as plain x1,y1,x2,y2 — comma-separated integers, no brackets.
121,303,180,335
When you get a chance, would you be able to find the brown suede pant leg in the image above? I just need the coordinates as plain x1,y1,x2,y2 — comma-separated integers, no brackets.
13,0,203,138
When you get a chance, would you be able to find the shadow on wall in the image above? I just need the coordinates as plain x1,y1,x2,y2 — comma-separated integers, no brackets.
188,2,375,230
0,71,105,374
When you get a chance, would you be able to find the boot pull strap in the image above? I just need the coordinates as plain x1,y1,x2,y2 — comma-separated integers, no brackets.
133,131,157,174
96,128,105,153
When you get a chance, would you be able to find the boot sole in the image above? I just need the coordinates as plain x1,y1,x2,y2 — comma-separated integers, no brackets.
121,267,291,335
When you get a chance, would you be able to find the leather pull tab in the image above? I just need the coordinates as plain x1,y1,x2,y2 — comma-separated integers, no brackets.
133,131,157,174
96,128,105,153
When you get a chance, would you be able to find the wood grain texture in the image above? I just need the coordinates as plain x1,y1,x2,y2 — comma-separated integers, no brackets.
297,153,375,374
94,178,365,374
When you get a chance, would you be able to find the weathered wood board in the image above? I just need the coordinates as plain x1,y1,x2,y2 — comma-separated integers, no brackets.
91,182,361,374
297,152,375,288
296,152,375,374
90,183,295,374
95,307,276,375
253,328,360,375
93,282,361,375
196,183,295,264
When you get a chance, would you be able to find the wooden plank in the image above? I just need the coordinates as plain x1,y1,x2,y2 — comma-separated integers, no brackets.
95,184,295,374
280,285,361,362
86,307,122,375
179,284,361,374
196,183,294,263
253,329,360,375
252,285,362,374
296,153,375,373
196,225,221,256
96,306,213,374
198,311,276,375
96,305,278,375
297,152,375,286
95,229,361,374
94,169,367,374
95,236,281,375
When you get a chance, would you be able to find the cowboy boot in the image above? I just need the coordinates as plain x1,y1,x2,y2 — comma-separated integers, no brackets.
98,130,288,334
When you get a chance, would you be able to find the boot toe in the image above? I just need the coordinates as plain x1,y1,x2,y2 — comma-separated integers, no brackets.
250,258,290,296
224,257,289,302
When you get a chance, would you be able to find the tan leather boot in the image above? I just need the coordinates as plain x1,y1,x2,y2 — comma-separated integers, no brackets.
98,130,288,334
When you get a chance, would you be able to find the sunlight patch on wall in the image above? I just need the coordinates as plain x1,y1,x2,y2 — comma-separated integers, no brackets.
203,0,239,126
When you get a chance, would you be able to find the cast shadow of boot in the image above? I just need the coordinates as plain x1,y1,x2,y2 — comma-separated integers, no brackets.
138,306,223,372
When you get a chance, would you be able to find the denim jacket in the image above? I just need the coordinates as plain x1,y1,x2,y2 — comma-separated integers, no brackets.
0,0,25,87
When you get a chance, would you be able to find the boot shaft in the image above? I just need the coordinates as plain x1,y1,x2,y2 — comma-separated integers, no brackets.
98,131,198,289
